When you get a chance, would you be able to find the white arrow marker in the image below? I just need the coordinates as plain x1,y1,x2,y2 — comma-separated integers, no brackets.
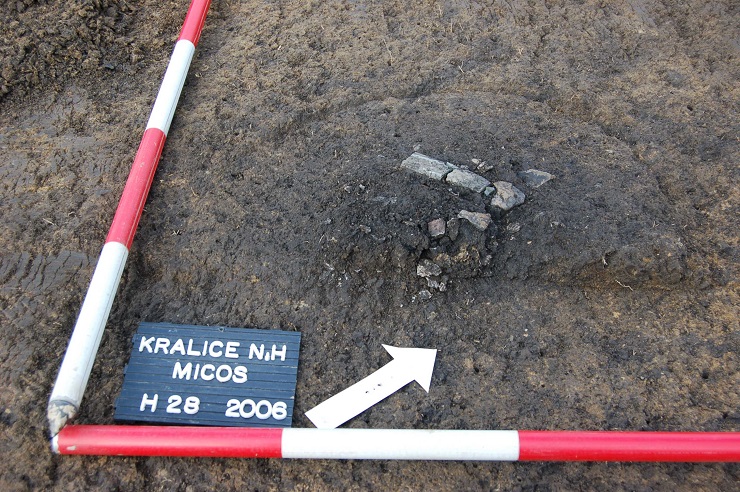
305,344,437,429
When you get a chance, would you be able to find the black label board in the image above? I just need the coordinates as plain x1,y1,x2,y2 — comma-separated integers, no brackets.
115,322,301,427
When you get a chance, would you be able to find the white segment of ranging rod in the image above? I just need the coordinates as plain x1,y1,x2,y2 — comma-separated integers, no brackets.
146,40,196,135
281,429,521,460
47,242,129,426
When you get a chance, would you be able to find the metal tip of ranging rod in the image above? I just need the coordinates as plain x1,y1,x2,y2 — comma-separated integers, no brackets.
47,401,76,438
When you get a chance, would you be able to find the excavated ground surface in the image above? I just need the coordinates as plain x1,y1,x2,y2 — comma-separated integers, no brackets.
1,0,738,490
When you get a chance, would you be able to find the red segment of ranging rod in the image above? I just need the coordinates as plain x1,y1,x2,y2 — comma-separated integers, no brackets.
106,128,166,247
518,430,740,462
179,0,211,45
46,0,212,438
52,426,740,462
54,426,283,458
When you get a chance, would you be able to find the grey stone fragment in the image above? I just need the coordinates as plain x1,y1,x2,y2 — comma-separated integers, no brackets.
490,181,526,211
483,186,496,197
426,277,448,292
401,152,455,181
446,218,460,241
417,259,442,278
428,218,446,238
519,169,555,188
418,289,433,300
457,210,492,231
445,168,491,193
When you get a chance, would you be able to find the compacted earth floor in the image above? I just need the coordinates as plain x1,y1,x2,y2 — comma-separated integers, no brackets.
1,0,737,490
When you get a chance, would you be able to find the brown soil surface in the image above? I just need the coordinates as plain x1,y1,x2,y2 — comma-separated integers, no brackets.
1,0,738,490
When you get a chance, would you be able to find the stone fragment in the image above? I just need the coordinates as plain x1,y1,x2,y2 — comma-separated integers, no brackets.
428,218,446,238
445,168,491,193
418,290,433,300
477,162,494,172
417,259,442,278
490,181,525,211
426,277,448,292
457,210,492,231
519,169,555,188
446,218,460,241
483,186,496,197
401,152,455,181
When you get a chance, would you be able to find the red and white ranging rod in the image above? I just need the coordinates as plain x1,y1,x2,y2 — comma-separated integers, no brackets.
53,426,740,462
47,0,212,437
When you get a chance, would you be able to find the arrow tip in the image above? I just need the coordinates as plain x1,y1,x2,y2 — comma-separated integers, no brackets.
382,344,437,392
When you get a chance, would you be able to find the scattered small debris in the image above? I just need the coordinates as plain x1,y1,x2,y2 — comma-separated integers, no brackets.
370,196,398,206
506,222,521,233
400,153,543,293
428,218,446,238
445,168,491,193
401,152,455,181
490,181,526,211
472,158,494,172
457,210,492,231
426,277,447,291
358,225,371,234
417,259,442,278
519,169,555,188
418,289,433,300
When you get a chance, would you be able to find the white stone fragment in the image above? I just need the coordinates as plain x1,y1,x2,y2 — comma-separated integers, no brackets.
401,153,455,181
457,210,492,231
418,289,433,300
490,181,525,211
445,168,491,193
417,259,442,278
428,218,446,238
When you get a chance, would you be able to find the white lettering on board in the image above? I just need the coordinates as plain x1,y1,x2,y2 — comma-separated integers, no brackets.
171,362,248,383
138,336,155,353
170,338,186,355
271,344,287,362
249,343,265,360
225,341,239,359
209,340,224,358
140,393,158,412
172,361,192,380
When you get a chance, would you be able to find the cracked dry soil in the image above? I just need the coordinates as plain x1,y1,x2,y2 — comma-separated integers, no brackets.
1,0,738,490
